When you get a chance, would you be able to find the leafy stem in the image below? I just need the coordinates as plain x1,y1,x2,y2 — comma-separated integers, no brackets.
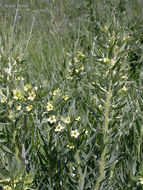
94,80,112,190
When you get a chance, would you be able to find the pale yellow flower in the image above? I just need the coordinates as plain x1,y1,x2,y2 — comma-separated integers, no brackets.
67,144,75,149
16,76,24,81
63,95,69,101
121,86,127,93
75,116,80,121
80,66,84,71
14,179,18,187
103,58,110,63
55,123,64,132
47,102,53,111
104,25,107,30
53,88,60,96
75,69,79,73
1,97,6,103
71,130,80,138
24,84,31,91
77,51,85,58
48,115,56,124
140,178,143,185
123,35,130,41
64,117,70,124
98,105,102,110
0,178,11,183
121,75,128,80
16,105,21,111
3,186,11,190
14,179,19,183
26,105,33,112
27,91,36,101
74,57,79,63
13,89,23,100
85,130,88,135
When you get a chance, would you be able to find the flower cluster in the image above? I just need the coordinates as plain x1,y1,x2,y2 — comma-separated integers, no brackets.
66,50,85,79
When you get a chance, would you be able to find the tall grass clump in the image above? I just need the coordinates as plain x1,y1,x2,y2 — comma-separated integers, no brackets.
0,0,143,189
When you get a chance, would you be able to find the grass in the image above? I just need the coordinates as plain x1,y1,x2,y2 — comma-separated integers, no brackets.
0,0,143,189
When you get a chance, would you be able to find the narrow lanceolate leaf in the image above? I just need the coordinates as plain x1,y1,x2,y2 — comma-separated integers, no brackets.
80,165,87,190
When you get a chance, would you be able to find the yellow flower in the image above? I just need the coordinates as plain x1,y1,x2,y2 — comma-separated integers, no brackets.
47,102,53,111
104,25,107,30
13,89,23,100
74,57,79,63
75,69,79,73
14,179,19,183
103,58,110,63
16,76,24,81
67,144,75,149
48,115,56,124
123,35,130,41
16,105,21,111
121,75,127,80
63,95,69,101
26,105,33,112
64,117,70,124
53,88,60,96
55,123,64,132
71,130,80,138
75,116,80,121
80,66,84,71
0,178,10,183
1,97,6,103
98,105,102,110
27,91,36,101
140,178,143,185
85,130,88,135
77,51,85,58
3,185,11,190
35,86,38,91
24,84,31,91
121,86,127,93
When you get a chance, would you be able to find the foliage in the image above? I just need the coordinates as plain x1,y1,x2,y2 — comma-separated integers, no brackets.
0,0,143,189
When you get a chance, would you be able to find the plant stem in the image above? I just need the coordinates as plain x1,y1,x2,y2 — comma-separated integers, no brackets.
22,115,27,162
49,171,53,190
75,150,83,189
94,80,112,190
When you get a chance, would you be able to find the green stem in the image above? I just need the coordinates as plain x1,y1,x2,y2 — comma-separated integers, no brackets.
138,118,143,158
108,134,121,183
94,80,112,190
75,150,83,189
49,171,53,190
